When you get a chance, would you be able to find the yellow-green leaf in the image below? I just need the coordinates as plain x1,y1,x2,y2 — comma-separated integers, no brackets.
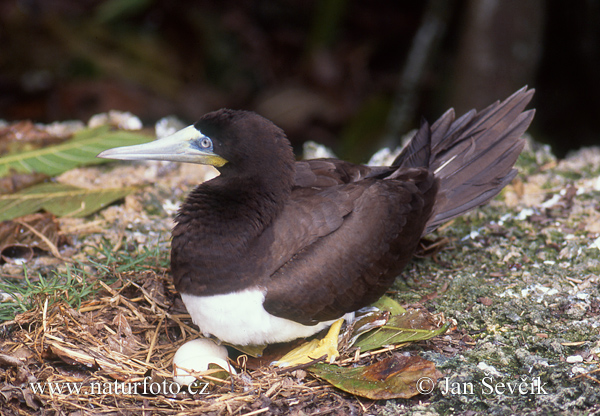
371,296,406,315
353,310,450,352
0,182,135,221
0,126,153,178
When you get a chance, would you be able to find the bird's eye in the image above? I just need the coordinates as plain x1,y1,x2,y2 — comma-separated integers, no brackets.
199,137,212,149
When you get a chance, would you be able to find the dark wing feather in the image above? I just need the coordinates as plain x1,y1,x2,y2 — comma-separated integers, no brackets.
260,183,367,274
294,159,394,188
263,169,437,324
262,159,394,274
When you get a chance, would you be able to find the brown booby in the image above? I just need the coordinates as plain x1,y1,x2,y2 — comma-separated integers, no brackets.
98,87,534,364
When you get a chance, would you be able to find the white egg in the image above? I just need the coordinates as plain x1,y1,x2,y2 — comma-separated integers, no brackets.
172,338,236,385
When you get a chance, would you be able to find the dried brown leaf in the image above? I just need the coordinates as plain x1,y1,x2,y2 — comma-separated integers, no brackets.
0,213,59,263
310,354,443,399
0,172,49,194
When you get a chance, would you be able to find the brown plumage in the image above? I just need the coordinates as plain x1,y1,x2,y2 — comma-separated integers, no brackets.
98,87,535,345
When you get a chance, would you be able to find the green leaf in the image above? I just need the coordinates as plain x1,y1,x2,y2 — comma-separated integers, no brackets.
371,296,406,315
309,355,442,399
0,182,135,221
0,126,153,178
353,310,450,352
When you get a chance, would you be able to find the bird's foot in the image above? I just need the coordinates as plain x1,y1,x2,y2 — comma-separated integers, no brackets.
273,318,343,367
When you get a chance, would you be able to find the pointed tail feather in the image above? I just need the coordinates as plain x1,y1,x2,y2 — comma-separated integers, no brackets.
393,87,535,235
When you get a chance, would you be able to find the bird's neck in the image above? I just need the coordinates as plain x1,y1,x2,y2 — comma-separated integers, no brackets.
171,172,292,295
171,141,296,295
187,171,291,230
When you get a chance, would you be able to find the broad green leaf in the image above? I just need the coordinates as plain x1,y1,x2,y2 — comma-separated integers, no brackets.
353,310,450,352
309,355,442,399
0,182,135,221
0,126,153,178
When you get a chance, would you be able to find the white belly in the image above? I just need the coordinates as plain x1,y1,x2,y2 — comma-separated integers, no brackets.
180,289,338,345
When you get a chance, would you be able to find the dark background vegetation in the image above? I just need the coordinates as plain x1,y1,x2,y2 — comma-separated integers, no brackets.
1,0,599,160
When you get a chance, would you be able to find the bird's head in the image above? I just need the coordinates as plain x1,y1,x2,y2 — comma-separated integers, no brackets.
97,109,294,180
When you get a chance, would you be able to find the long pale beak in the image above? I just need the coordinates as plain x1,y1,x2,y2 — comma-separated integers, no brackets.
97,125,228,167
